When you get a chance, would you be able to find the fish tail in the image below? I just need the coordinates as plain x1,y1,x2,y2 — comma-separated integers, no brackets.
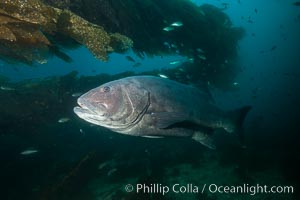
225,106,252,143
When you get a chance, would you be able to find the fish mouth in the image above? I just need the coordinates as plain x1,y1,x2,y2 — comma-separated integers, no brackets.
74,103,107,117
76,97,107,115
74,97,108,123
73,104,108,126
73,105,96,115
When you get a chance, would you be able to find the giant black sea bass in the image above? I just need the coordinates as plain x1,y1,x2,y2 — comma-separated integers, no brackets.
74,76,251,149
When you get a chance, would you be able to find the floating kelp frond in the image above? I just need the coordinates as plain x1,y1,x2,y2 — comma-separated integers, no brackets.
0,0,132,64
0,24,17,42
57,10,112,61
110,33,134,53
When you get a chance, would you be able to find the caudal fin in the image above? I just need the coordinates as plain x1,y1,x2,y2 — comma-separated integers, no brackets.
226,106,252,143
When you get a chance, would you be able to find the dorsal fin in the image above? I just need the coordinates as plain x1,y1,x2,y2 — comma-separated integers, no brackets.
192,81,215,103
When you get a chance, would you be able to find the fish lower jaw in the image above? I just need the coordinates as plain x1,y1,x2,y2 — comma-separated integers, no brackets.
74,105,102,115
74,107,107,120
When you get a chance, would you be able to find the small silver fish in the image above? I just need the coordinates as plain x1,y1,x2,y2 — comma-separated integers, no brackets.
98,162,109,170
107,168,118,176
199,10,206,16
197,54,207,60
163,26,174,32
163,42,171,48
37,59,47,64
233,82,239,86
188,58,194,63
169,61,181,65
72,92,82,97
171,21,183,27
196,48,205,54
158,74,169,79
170,44,178,48
20,149,39,155
79,128,85,136
0,86,15,91
58,117,70,123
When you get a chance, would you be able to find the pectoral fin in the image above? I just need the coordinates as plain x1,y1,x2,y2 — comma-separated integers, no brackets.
192,132,216,149
150,112,189,129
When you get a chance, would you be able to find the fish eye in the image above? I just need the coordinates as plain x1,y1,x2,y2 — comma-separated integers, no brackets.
103,86,110,93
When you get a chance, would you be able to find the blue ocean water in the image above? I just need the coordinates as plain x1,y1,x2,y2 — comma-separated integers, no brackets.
0,0,299,199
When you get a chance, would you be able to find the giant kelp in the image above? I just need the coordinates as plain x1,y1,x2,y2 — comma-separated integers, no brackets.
1,0,244,88
0,0,132,64
45,0,245,88
55,0,244,58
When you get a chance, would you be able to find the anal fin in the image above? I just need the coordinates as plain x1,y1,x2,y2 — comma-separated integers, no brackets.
192,132,216,149
142,135,164,139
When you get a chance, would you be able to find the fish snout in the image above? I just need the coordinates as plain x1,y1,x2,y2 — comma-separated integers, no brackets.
77,97,89,109
77,97,108,116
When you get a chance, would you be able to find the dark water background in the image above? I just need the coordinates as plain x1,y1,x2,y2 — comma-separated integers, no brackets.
0,0,299,199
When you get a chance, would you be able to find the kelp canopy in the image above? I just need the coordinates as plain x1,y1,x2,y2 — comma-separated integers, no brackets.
0,0,245,87
0,0,132,64
44,0,245,87
47,0,244,59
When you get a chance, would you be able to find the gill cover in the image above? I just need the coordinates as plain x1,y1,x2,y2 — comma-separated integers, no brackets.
110,82,150,132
